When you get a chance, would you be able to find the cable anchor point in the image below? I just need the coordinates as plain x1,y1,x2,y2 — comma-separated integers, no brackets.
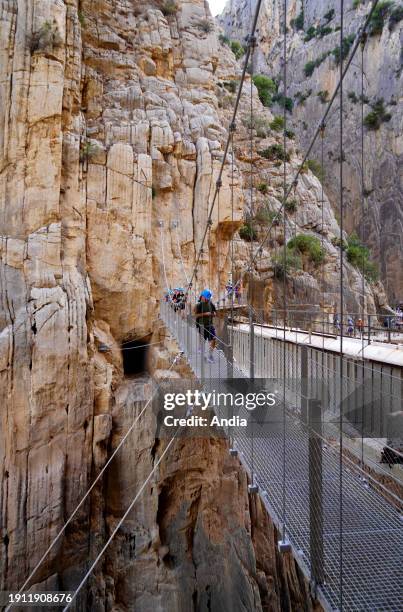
278,539,292,553
229,121,237,132
247,34,257,49
98,343,110,353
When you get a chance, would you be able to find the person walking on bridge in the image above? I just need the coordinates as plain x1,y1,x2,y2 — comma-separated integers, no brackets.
356,317,364,338
347,316,354,337
195,289,217,363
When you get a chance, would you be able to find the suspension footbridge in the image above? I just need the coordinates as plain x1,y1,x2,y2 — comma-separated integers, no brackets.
160,301,403,612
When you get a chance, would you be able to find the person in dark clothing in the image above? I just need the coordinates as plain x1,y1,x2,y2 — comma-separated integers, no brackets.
195,289,217,363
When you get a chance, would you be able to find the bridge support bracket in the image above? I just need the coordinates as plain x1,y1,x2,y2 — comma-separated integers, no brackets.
98,343,110,353
248,483,259,494
229,448,238,457
277,539,292,553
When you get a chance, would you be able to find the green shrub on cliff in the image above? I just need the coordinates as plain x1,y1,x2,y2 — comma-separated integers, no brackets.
389,6,403,31
306,159,324,182
230,40,245,60
243,115,270,137
269,115,285,132
368,1,394,35
239,221,258,242
332,34,355,65
303,52,330,77
324,9,335,22
364,98,392,130
272,93,294,112
161,1,178,16
272,251,302,279
291,10,304,30
253,74,277,107
304,26,317,42
79,141,99,162
346,233,378,281
258,144,290,162
30,20,62,52
317,90,329,103
288,234,325,265
196,19,213,33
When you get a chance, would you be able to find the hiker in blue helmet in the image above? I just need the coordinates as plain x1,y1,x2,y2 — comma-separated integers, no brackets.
195,289,217,363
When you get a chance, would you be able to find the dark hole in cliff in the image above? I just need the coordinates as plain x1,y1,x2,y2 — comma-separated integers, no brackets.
121,334,151,377
3,534,9,547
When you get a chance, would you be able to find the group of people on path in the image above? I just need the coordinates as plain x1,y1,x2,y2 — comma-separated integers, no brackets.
333,305,403,337
333,314,364,337
225,279,242,304
165,288,186,311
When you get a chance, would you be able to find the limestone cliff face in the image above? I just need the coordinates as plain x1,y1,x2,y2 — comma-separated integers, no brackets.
0,0,384,609
219,0,403,303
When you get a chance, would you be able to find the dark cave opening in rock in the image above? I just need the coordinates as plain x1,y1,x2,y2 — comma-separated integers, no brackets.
122,335,151,377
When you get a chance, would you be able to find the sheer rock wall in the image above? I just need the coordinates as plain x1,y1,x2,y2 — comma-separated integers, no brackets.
219,0,402,302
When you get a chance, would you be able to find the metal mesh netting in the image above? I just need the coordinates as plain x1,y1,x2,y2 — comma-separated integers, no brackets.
161,301,403,611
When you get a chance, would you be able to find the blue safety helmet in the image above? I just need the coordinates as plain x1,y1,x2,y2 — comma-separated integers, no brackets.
201,289,212,299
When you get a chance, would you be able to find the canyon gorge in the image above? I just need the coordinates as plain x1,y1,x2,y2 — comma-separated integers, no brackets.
0,0,399,609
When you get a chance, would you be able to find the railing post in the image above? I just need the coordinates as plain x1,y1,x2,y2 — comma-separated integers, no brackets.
200,320,205,383
301,345,308,424
308,398,324,587
186,304,191,355
249,306,255,381
368,314,371,345
223,315,233,379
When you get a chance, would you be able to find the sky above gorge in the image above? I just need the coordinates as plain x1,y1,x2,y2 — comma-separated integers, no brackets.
207,0,227,16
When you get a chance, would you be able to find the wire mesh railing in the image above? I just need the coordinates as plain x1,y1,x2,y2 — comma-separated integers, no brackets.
256,308,403,345
161,300,403,611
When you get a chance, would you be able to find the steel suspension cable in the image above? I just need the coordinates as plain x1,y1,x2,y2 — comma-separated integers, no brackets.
338,1,345,608
160,222,171,294
230,130,235,326
320,124,326,349
185,0,264,297
360,33,367,472
6,353,183,608
63,427,181,611
217,186,221,303
281,0,288,547
174,221,190,287
249,32,256,485
246,0,381,273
